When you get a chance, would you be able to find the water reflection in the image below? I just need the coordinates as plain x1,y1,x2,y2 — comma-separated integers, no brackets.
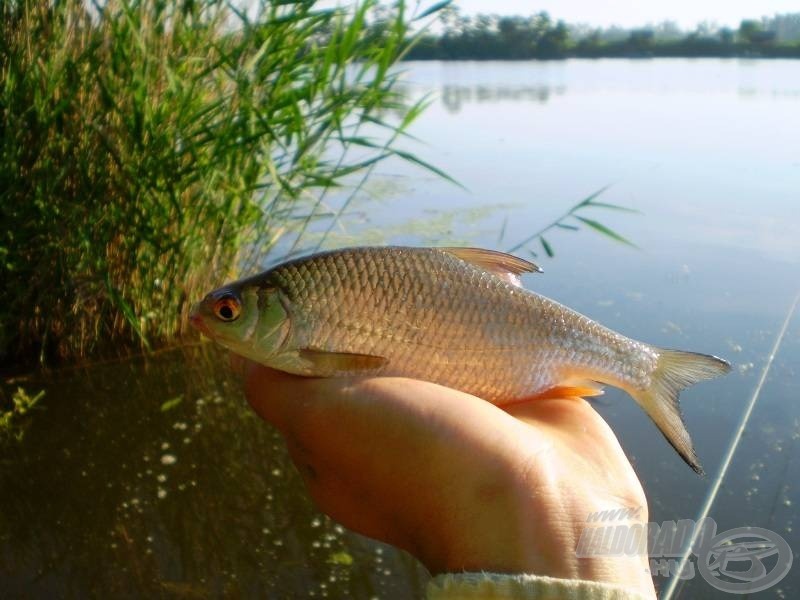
0,347,427,597
738,86,800,99
441,84,566,113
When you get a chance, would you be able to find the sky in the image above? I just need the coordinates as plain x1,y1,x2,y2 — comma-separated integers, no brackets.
450,1,799,29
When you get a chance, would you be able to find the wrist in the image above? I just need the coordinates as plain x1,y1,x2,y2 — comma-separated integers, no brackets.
509,482,656,598
429,457,656,598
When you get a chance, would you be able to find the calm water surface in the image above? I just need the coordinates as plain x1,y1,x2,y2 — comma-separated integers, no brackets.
2,59,799,598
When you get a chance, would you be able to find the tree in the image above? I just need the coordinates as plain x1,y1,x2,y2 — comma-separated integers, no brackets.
537,20,569,58
627,29,655,54
737,19,775,45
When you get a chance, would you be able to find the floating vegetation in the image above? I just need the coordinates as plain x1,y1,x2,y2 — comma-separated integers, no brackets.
0,386,44,442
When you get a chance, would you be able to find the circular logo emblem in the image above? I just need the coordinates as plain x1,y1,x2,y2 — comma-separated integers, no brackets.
697,526,793,593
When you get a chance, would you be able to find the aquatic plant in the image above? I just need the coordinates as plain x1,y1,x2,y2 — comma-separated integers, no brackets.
0,0,441,365
505,185,638,258
0,386,44,442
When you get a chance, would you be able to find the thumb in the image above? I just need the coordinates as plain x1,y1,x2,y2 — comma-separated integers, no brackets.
244,362,314,432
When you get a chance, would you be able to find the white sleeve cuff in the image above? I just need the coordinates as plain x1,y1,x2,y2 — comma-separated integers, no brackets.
427,572,654,600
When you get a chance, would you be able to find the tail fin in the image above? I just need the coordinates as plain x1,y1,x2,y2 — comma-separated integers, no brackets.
631,349,731,475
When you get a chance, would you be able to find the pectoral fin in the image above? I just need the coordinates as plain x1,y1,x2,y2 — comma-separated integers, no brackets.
439,247,542,287
299,348,388,374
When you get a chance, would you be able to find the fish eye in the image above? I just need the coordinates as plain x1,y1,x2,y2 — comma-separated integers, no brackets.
213,294,241,322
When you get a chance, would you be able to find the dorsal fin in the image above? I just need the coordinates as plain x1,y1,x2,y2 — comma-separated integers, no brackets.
439,247,542,287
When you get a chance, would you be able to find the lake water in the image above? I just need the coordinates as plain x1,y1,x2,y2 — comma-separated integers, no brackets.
3,59,800,598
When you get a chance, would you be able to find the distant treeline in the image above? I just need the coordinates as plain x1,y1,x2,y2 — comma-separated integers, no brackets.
405,9,800,60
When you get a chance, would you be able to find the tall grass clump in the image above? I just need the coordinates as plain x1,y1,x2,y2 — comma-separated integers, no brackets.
0,0,438,365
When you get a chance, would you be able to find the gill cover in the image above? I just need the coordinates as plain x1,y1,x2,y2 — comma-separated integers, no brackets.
251,286,292,358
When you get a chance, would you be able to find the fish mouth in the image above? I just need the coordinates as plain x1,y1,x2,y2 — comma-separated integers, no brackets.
189,308,210,336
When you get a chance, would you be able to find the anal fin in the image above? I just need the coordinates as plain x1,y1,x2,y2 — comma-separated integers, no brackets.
533,384,605,401
499,381,605,407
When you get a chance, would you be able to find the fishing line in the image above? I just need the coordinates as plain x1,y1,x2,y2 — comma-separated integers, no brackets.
662,290,800,600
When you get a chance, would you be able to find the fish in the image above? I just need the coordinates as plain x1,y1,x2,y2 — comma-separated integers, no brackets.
190,246,730,474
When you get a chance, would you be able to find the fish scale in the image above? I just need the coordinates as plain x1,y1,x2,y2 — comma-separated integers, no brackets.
270,247,647,401
192,245,731,473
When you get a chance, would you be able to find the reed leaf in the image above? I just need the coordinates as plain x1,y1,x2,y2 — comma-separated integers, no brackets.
0,0,447,365
507,185,638,256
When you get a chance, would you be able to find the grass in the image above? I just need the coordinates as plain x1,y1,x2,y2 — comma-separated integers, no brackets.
0,0,443,366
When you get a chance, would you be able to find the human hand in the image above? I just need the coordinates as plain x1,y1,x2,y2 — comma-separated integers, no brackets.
244,364,656,597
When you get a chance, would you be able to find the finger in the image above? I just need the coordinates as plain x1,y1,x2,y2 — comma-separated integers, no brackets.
244,362,363,438
284,436,319,482
507,397,642,486
502,397,626,448
300,464,408,552
504,396,596,428
228,353,248,379
282,422,412,552
244,363,314,431
504,398,616,456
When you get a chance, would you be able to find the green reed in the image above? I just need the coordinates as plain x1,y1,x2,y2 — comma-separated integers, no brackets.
0,0,440,365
